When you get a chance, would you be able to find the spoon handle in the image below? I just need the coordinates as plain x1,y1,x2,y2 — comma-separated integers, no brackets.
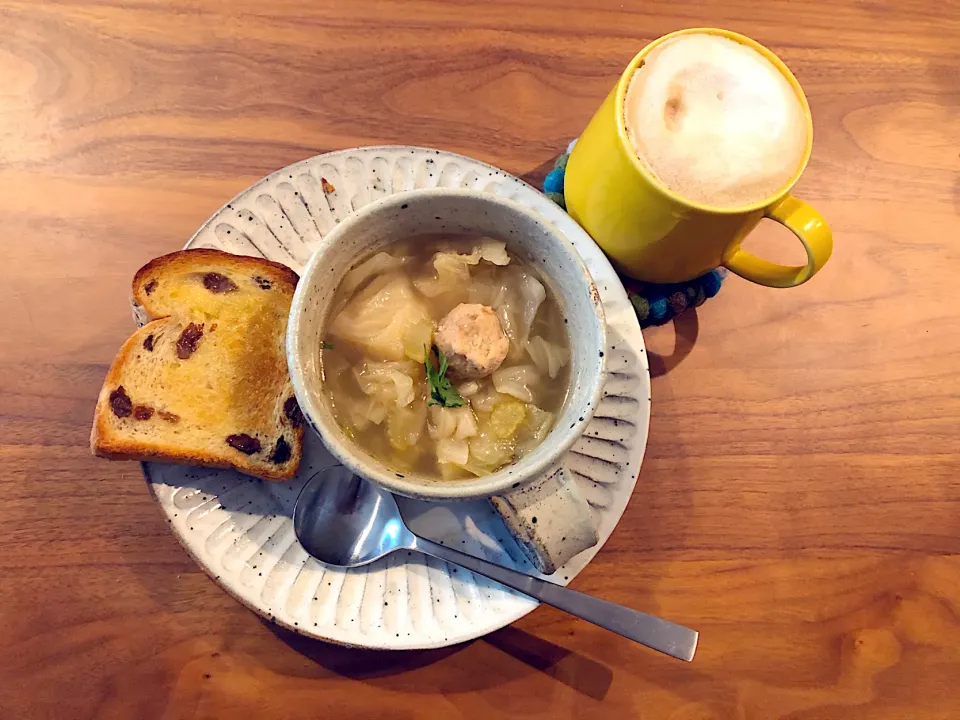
413,537,698,662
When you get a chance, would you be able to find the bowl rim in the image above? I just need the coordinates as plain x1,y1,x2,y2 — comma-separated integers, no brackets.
287,187,607,500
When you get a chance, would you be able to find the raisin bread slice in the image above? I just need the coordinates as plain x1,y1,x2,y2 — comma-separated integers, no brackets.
91,249,304,481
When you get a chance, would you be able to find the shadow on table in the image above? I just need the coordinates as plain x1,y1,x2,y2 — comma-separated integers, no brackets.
647,309,699,379
518,155,559,191
265,621,612,700
262,619,460,678
484,625,613,700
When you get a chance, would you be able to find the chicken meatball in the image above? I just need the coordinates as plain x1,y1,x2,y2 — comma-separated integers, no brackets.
435,303,509,379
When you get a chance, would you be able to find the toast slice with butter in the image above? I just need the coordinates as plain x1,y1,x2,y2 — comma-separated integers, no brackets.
91,249,304,481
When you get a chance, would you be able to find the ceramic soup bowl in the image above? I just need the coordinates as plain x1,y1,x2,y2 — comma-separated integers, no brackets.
287,189,606,564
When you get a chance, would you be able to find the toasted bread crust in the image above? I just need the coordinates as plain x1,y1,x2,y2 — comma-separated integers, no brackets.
132,248,300,314
92,250,303,482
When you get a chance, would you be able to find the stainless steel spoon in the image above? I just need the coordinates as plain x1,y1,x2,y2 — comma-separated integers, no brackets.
293,466,698,662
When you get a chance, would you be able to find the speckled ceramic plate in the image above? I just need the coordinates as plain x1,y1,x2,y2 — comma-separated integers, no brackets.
143,146,651,649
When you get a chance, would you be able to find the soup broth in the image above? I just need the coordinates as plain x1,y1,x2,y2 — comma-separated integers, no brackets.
320,235,571,480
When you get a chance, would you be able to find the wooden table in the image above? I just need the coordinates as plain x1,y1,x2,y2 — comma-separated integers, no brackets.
2,1,958,717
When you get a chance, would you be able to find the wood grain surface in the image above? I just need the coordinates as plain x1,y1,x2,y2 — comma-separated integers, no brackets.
2,0,959,717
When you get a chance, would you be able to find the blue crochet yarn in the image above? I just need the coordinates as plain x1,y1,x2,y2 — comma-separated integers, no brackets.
543,168,565,194
648,295,669,323
543,146,724,328
701,269,723,298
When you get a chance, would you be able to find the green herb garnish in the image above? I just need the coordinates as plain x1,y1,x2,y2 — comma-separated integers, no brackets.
425,345,464,408
321,341,334,350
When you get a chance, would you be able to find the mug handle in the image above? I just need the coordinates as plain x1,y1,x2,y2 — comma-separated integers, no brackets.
490,462,599,575
723,195,833,288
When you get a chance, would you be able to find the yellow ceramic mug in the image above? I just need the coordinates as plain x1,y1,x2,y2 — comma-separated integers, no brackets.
565,28,832,287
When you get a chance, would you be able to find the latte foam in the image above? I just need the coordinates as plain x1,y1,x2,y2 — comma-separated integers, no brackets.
623,33,809,208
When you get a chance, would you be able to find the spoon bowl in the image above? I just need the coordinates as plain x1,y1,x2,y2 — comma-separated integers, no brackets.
294,465,415,567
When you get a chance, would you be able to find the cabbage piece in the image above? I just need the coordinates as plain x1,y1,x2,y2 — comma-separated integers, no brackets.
453,407,478,440
339,252,404,301
439,461,471,481
427,405,459,440
486,266,545,359
470,384,511,413
468,426,515,470
494,305,519,355
330,274,433,361
437,242,508,268
414,251,472,299
345,396,389,431
355,361,420,408
428,406,476,441
387,401,427,450
525,336,570,379
489,400,527,439
330,267,395,319
392,372,415,407
456,462,488,478
476,240,510,266
413,265,471,316
437,437,469,466
516,406,554,457
452,240,511,267
440,248,481,267
417,242,510,301
517,274,546,347
402,320,434,363
457,380,480,398
492,364,540,403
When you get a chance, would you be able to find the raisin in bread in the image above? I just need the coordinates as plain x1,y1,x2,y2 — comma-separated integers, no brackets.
91,249,304,481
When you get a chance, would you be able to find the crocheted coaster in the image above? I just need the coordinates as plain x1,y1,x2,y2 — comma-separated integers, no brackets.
542,143,724,328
